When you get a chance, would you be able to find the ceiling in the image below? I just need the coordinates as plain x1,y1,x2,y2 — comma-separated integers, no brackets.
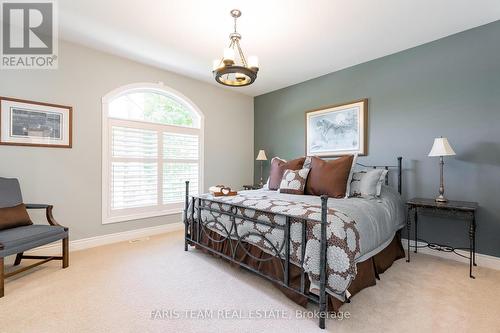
59,0,500,96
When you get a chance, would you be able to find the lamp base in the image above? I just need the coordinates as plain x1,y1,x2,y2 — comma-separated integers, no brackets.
435,157,448,203
259,161,264,187
435,194,448,203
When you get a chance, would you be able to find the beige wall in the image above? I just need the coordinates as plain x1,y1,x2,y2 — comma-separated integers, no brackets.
0,40,254,240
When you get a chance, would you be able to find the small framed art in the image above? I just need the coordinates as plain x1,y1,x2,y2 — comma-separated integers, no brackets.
0,97,72,148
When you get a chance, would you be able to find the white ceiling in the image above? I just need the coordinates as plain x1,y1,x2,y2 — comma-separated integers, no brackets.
59,0,500,96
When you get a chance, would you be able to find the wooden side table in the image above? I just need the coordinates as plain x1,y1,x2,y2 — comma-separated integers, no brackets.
406,198,478,278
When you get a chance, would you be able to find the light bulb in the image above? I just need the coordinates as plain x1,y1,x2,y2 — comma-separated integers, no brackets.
247,55,259,69
223,48,235,63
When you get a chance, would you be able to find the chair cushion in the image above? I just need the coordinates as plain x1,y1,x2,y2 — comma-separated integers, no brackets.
0,225,67,257
0,203,33,231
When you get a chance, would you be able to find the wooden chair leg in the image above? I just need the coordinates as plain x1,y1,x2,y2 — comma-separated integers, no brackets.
14,252,23,266
62,237,69,268
1,257,4,298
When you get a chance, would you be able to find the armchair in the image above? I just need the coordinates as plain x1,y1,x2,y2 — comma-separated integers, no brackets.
0,178,69,298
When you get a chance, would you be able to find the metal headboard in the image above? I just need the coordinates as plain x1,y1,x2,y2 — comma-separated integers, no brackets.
355,156,402,194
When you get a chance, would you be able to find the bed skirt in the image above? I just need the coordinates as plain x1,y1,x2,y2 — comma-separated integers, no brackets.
194,229,405,311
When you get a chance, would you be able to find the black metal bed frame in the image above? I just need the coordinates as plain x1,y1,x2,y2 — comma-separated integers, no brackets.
184,157,402,329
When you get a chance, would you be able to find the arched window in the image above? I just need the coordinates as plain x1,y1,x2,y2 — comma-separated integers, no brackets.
102,83,203,224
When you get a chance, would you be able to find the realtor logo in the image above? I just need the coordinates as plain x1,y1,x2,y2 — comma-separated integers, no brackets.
1,0,58,69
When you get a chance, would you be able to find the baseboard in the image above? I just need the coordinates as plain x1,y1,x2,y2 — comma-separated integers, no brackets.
401,238,500,271
25,222,184,256
20,229,499,271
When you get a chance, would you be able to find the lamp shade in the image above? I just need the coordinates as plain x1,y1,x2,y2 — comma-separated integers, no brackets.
256,150,267,161
428,137,456,157
247,55,259,69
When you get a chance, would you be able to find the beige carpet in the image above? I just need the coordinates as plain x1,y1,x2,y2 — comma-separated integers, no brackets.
1,230,499,333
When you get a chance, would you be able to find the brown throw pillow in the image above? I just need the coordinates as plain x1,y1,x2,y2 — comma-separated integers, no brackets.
268,157,306,190
305,155,355,198
0,204,33,231
279,168,310,195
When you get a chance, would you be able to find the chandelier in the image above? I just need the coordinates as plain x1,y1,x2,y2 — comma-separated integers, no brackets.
212,9,259,87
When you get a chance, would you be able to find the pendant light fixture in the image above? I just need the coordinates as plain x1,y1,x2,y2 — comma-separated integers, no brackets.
212,9,259,87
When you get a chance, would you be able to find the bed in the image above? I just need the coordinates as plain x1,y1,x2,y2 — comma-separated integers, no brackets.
183,157,404,329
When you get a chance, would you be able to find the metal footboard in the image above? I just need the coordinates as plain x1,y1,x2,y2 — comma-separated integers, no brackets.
184,180,330,327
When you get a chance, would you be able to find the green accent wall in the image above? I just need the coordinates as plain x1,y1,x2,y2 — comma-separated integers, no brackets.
254,20,500,257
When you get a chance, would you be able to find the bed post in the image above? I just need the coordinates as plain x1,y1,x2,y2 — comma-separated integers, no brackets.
319,195,328,329
184,180,190,251
397,157,402,195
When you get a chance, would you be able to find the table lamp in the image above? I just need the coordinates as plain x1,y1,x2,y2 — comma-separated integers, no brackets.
256,150,267,186
428,137,456,203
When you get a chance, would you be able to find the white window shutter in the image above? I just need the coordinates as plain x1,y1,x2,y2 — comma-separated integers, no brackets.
110,126,158,210
163,133,199,204
103,88,202,224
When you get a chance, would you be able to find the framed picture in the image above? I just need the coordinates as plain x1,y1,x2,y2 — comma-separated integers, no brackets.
306,99,367,157
0,97,72,148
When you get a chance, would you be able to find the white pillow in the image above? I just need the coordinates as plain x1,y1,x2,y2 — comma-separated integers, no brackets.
262,177,270,189
344,154,358,198
349,169,388,198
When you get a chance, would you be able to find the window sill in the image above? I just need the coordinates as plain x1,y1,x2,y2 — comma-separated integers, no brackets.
102,208,183,225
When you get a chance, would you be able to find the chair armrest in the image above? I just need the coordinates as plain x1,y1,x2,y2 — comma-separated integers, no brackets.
26,204,67,230
25,204,50,209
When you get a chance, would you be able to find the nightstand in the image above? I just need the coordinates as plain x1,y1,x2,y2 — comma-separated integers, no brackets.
406,198,478,278
242,184,263,190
